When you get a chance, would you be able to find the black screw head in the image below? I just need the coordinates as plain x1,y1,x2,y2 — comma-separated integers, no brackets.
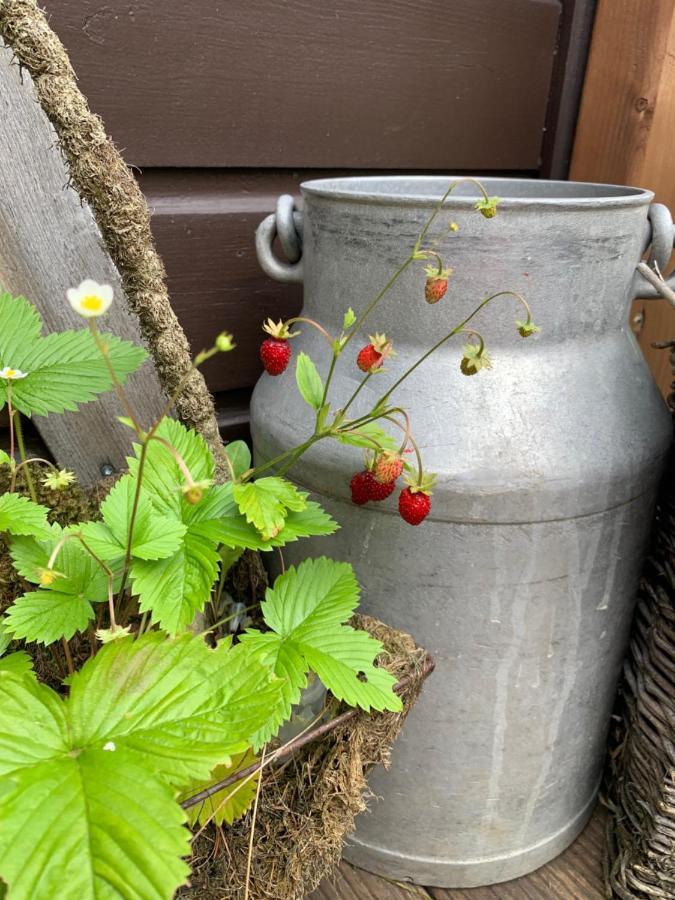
100,463,115,477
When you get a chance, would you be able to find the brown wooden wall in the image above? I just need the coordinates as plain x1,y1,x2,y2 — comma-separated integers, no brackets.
37,0,594,433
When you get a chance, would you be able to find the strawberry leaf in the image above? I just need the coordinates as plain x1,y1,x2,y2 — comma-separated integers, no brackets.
232,477,307,538
80,475,186,562
0,494,50,538
223,440,251,479
336,422,398,452
240,558,401,745
180,748,259,827
0,633,283,900
0,292,146,417
295,352,324,410
6,524,116,644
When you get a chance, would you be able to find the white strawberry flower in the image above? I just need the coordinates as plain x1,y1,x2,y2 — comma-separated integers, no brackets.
0,367,28,380
66,279,113,318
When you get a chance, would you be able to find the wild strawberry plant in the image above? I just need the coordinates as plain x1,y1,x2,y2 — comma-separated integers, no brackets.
0,179,538,899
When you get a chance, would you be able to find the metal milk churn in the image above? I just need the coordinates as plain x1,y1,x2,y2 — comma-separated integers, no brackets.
251,178,673,887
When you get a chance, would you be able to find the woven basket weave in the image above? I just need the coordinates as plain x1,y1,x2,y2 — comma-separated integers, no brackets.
609,355,675,899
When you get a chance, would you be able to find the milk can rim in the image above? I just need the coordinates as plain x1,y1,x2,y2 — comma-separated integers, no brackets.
300,176,653,209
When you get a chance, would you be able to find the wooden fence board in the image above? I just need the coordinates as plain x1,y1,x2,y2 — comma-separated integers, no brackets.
0,45,167,481
569,0,675,394
41,0,561,170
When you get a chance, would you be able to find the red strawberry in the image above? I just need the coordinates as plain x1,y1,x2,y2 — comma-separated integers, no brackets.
424,265,452,305
260,337,291,375
425,276,448,304
367,476,396,501
357,344,383,373
350,471,372,505
398,487,431,525
373,452,404,484
356,332,393,373
350,470,396,505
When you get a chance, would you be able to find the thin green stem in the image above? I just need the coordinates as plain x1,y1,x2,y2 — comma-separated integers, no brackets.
340,372,373,419
147,434,196,486
88,320,142,436
319,352,338,410
285,316,335,347
13,413,37,502
341,257,414,353
10,457,58,493
77,534,116,630
246,434,321,481
377,290,529,406
6,384,15,467
117,440,148,603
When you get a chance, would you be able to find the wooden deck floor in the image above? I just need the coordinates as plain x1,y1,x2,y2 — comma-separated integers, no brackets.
311,806,607,900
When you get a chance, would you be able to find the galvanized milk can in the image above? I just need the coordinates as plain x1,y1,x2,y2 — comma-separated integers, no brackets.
252,178,673,887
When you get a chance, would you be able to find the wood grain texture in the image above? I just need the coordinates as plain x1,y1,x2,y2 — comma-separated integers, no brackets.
0,44,166,481
41,0,561,170
140,170,303,393
569,0,675,394
311,805,607,899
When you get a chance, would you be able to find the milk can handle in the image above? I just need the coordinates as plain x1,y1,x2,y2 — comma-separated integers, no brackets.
634,204,675,305
255,194,304,284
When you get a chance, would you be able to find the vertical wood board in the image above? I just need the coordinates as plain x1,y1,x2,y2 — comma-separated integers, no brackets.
0,44,167,481
569,0,675,394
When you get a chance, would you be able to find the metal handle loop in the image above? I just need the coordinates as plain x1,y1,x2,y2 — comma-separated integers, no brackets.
634,203,675,300
255,195,304,284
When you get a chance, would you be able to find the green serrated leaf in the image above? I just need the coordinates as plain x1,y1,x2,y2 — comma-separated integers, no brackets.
295,352,324,409
4,591,94,645
0,652,32,676
224,440,251,480
7,524,115,645
240,558,401,745
0,493,50,537
0,450,12,468
128,418,214,516
0,633,283,900
0,294,146,416
80,475,186,562
336,422,398,451
232,477,307,538
198,486,337,552
131,532,220,635
180,748,259,827
0,618,12,657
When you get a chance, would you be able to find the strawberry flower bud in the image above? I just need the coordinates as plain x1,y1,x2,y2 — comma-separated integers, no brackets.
215,331,236,352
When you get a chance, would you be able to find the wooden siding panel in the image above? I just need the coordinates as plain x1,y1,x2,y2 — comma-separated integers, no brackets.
141,171,303,393
42,0,561,170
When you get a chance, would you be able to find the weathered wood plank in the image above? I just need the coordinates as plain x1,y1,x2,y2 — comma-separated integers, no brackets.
0,43,166,481
569,0,675,395
140,170,303,393
42,0,561,170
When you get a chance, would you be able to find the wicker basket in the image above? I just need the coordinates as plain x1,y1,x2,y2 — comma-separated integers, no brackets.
608,355,675,899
